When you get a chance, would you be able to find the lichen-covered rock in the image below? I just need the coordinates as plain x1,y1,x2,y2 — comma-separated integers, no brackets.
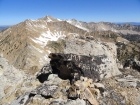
31,74,70,99
124,58,140,72
31,83,58,97
11,74,104,105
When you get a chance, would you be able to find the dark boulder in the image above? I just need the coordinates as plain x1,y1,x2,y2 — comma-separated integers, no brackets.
37,52,119,83
49,53,100,82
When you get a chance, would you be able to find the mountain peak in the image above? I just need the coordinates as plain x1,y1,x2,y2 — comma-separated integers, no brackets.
71,18,77,22
39,15,62,22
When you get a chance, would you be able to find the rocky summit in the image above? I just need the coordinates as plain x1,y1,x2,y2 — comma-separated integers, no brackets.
0,16,140,105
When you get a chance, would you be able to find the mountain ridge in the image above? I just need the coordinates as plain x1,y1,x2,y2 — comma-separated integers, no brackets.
0,15,123,72
0,15,140,105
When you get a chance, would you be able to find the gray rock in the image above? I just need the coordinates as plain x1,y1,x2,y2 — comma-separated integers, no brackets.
31,83,58,97
65,99,86,105
32,74,70,99
49,99,86,105
11,92,31,105
115,75,139,87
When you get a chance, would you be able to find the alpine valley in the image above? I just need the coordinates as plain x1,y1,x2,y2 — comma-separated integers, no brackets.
0,16,140,105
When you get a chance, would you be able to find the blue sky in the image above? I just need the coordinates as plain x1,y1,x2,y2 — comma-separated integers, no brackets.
0,0,140,25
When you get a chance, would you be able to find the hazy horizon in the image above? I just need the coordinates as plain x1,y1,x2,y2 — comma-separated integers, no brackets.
0,18,140,26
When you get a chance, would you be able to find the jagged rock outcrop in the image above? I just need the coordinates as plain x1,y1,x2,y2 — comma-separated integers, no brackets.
31,74,70,99
12,74,104,105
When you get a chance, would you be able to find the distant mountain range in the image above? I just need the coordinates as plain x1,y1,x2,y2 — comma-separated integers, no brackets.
0,22,140,31
0,26,10,31
115,22,140,26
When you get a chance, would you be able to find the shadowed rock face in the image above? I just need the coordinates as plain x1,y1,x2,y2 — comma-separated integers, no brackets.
49,53,101,82
37,52,118,84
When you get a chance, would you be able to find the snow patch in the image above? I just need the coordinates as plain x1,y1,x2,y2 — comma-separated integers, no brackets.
102,27,107,31
47,50,51,54
47,17,53,22
31,28,66,48
75,24,89,31
67,20,72,23
67,20,89,31
39,55,50,64
111,28,118,32
68,33,79,38
44,55,49,61
31,19,37,21
57,18,62,21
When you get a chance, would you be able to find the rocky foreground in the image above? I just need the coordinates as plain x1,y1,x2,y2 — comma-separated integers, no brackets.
0,53,140,105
